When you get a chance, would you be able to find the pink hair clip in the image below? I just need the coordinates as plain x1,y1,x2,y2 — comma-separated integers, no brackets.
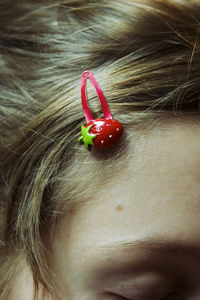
78,70,123,151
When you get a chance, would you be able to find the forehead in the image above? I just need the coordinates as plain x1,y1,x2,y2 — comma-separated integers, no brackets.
69,117,200,248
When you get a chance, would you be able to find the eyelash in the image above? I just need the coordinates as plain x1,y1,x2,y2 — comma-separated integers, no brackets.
119,292,179,300
160,292,180,300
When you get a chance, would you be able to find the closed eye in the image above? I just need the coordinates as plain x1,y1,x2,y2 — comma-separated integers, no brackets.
118,292,180,300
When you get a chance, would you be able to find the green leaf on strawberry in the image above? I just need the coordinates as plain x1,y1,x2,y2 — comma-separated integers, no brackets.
78,124,97,150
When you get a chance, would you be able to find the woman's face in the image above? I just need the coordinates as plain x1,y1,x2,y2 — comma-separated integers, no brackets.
53,120,200,300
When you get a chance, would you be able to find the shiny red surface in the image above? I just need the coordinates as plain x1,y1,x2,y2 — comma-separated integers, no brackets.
85,118,123,150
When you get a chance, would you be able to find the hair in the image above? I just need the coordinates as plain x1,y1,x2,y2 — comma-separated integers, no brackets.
1,0,200,298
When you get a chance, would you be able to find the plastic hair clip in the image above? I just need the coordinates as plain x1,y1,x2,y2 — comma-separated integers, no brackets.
78,70,123,151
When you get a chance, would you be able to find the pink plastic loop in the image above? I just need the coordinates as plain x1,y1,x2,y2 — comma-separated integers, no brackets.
81,70,113,123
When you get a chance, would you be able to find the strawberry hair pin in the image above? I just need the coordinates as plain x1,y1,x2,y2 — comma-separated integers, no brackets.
78,70,123,151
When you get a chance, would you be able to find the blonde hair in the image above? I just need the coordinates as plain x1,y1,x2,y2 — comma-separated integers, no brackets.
1,0,200,298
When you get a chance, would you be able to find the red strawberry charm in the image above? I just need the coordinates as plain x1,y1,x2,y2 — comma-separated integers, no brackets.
78,118,123,151
78,70,124,151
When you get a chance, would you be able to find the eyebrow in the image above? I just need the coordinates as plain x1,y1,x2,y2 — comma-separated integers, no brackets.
98,237,200,259
89,238,200,285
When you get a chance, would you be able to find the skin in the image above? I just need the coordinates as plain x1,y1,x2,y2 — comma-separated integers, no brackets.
51,119,200,300
11,119,200,299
